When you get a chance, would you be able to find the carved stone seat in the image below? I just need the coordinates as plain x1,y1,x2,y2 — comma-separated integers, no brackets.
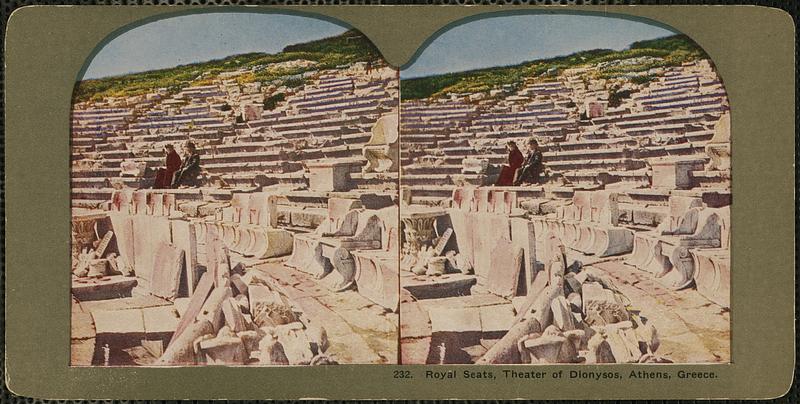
214,191,293,259
351,206,400,312
625,196,726,291
533,190,633,257
286,198,387,292
362,113,398,174
704,112,730,171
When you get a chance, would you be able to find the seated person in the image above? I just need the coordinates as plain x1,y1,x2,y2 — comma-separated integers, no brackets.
171,141,202,188
495,140,524,186
153,144,181,189
514,138,544,185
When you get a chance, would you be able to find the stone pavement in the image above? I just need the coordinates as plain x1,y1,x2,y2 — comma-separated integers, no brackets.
590,260,730,363
254,260,398,364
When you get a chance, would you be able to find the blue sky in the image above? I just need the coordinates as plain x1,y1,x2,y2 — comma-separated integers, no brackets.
401,14,677,78
82,12,348,79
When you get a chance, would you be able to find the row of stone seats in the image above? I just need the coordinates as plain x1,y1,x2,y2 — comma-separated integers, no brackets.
195,191,294,260
624,195,729,305
105,202,204,300
285,196,399,311
531,190,634,258
445,187,538,298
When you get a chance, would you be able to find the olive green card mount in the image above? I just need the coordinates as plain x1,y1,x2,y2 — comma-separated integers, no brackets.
4,5,796,400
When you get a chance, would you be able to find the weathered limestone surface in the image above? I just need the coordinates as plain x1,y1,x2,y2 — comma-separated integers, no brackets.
362,113,399,174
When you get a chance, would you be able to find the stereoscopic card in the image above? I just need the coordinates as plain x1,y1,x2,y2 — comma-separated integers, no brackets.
4,4,795,400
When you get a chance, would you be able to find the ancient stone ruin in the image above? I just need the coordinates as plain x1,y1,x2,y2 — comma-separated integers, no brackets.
71,58,401,366
399,58,730,364
71,33,730,366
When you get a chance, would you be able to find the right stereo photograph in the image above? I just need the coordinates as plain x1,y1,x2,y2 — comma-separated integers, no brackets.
398,13,730,365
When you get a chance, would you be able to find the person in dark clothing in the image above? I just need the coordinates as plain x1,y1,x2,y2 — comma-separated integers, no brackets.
514,138,544,185
153,144,182,189
495,140,524,186
171,141,201,188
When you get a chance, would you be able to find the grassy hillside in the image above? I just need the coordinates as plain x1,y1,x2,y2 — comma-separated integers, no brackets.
74,29,382,103
401,34,708,101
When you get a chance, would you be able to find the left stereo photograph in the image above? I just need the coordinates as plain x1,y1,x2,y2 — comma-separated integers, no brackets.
69,11,401,366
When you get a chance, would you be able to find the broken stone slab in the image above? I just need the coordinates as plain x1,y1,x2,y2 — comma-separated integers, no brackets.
475,317,542,365
150,243,185,301
274,322,315,365
198,280,232,333
155,318,214,366
585,331,616,364
255,330,290,365
170,219,199,295
446,209,474,269
132,215,171,292
582,282,630,326
510,218,536,293
92,308,145,337
229,274,249,297
71,275,138,301
550,295,577,331
108,213,135,274
598,321,642,363
199,334,247,365
485,236,519,298
222,297,248,333
472,212,511,279
172,272,214,342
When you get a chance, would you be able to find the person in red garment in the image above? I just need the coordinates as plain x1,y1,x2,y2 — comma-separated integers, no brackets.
495,140,524,186
153,144,181,189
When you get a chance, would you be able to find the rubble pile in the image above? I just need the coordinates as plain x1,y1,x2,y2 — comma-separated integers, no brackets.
479,237,670,365
157,270,336,366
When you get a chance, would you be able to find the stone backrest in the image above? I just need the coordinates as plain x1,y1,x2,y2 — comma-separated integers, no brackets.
315,198,362,236
375,205,399,253
230,193,251,224
111,189,133,213
589,191,619,226
572,191,592,222
365,113,399,147
708,112,730,144
451,187,475,211
351,210,383,244
489,190,518,214
472,188,491,213
248,192,279,228
163,194,176,216
132,190,148,215
682,208,722,246
147,192,164,216
659,196,703,233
